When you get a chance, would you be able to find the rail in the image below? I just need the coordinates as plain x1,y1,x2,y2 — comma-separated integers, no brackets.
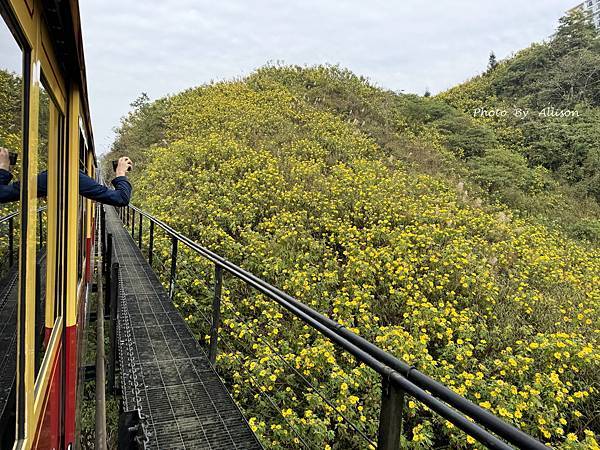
116,204,547,450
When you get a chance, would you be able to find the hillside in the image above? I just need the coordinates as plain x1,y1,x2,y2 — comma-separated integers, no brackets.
104,14,599,450
439,11,600,241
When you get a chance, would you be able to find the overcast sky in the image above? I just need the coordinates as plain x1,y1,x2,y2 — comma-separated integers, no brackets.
77,0,576,155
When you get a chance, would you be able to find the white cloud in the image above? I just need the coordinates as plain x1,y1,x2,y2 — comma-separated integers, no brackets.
79,0,576,154
1,20,23,74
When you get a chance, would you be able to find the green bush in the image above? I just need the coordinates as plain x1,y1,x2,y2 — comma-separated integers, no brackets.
469,147,542,193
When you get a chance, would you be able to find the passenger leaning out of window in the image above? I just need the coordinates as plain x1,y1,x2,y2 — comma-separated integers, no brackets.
0,147,133,206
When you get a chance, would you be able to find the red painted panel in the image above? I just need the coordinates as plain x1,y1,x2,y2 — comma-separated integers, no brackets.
33,344,62,450
64,325,77,448
44,327,52,347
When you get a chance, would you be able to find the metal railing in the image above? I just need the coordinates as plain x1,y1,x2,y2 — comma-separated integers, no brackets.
0,210,18,272
116,204,547,450
0,206,47,270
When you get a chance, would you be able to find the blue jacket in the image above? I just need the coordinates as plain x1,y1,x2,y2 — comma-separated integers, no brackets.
0,169,132,206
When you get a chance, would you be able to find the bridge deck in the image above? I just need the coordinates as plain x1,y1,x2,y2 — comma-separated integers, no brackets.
106,207,261,450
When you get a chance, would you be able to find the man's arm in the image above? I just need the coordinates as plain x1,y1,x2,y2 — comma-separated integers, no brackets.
0,170,132,206
0,147,45,203
0,148,133,206
78,171,132,206
0,168,20,203
78,156,133,206
0,148,20,203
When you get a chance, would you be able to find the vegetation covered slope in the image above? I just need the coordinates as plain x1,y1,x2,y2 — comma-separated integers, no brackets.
105,16,599,450
439,11,600,241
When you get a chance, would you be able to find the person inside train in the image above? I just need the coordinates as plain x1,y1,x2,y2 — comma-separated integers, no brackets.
0,147,132,206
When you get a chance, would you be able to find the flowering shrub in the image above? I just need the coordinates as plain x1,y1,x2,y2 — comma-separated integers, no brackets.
123,66,599,449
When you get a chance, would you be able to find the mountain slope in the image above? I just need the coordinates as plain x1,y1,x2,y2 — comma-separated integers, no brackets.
105,61,599,448
439,11,600,241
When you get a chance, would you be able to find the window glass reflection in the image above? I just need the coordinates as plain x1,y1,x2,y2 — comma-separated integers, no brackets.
0,13,22,448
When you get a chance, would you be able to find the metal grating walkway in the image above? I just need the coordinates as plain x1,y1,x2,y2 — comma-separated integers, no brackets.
105,207,262,450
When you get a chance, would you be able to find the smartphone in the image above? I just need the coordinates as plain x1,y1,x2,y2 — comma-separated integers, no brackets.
9,152,17,166
112,160,131,172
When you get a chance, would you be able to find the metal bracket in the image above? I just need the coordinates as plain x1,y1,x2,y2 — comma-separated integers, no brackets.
118,409,146,450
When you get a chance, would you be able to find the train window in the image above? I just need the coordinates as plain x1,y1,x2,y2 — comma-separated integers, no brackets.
34,79,51,379
79,126,86,171
77,130,86,279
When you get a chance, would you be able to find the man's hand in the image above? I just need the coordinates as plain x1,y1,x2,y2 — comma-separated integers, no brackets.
0,147,10,171
116,156,132,177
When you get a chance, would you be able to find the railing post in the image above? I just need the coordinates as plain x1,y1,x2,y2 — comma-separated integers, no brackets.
138,214,143,249
105,233,113,317
168,236,178,300
108,261,119,394
377,377,404,450
148,221,154,267
131,209,135,238
95,231,107,450
9,216,14,267
100,207,106,271
126,206,130,227
38,209,43,251
208,264,223,365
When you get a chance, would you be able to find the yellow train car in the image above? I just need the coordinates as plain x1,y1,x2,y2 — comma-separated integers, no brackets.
0,0,97,448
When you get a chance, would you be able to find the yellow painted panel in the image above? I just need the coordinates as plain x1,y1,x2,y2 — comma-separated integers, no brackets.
44,105,57,326
8,0,35,48
33,316,62,420
66,86,80,327
18,5,41,442
39,25,66,110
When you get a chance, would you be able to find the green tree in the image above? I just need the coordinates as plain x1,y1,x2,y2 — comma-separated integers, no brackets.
487,51,498,72
104,93,168,179
0,69,22,151
553,9,599,57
